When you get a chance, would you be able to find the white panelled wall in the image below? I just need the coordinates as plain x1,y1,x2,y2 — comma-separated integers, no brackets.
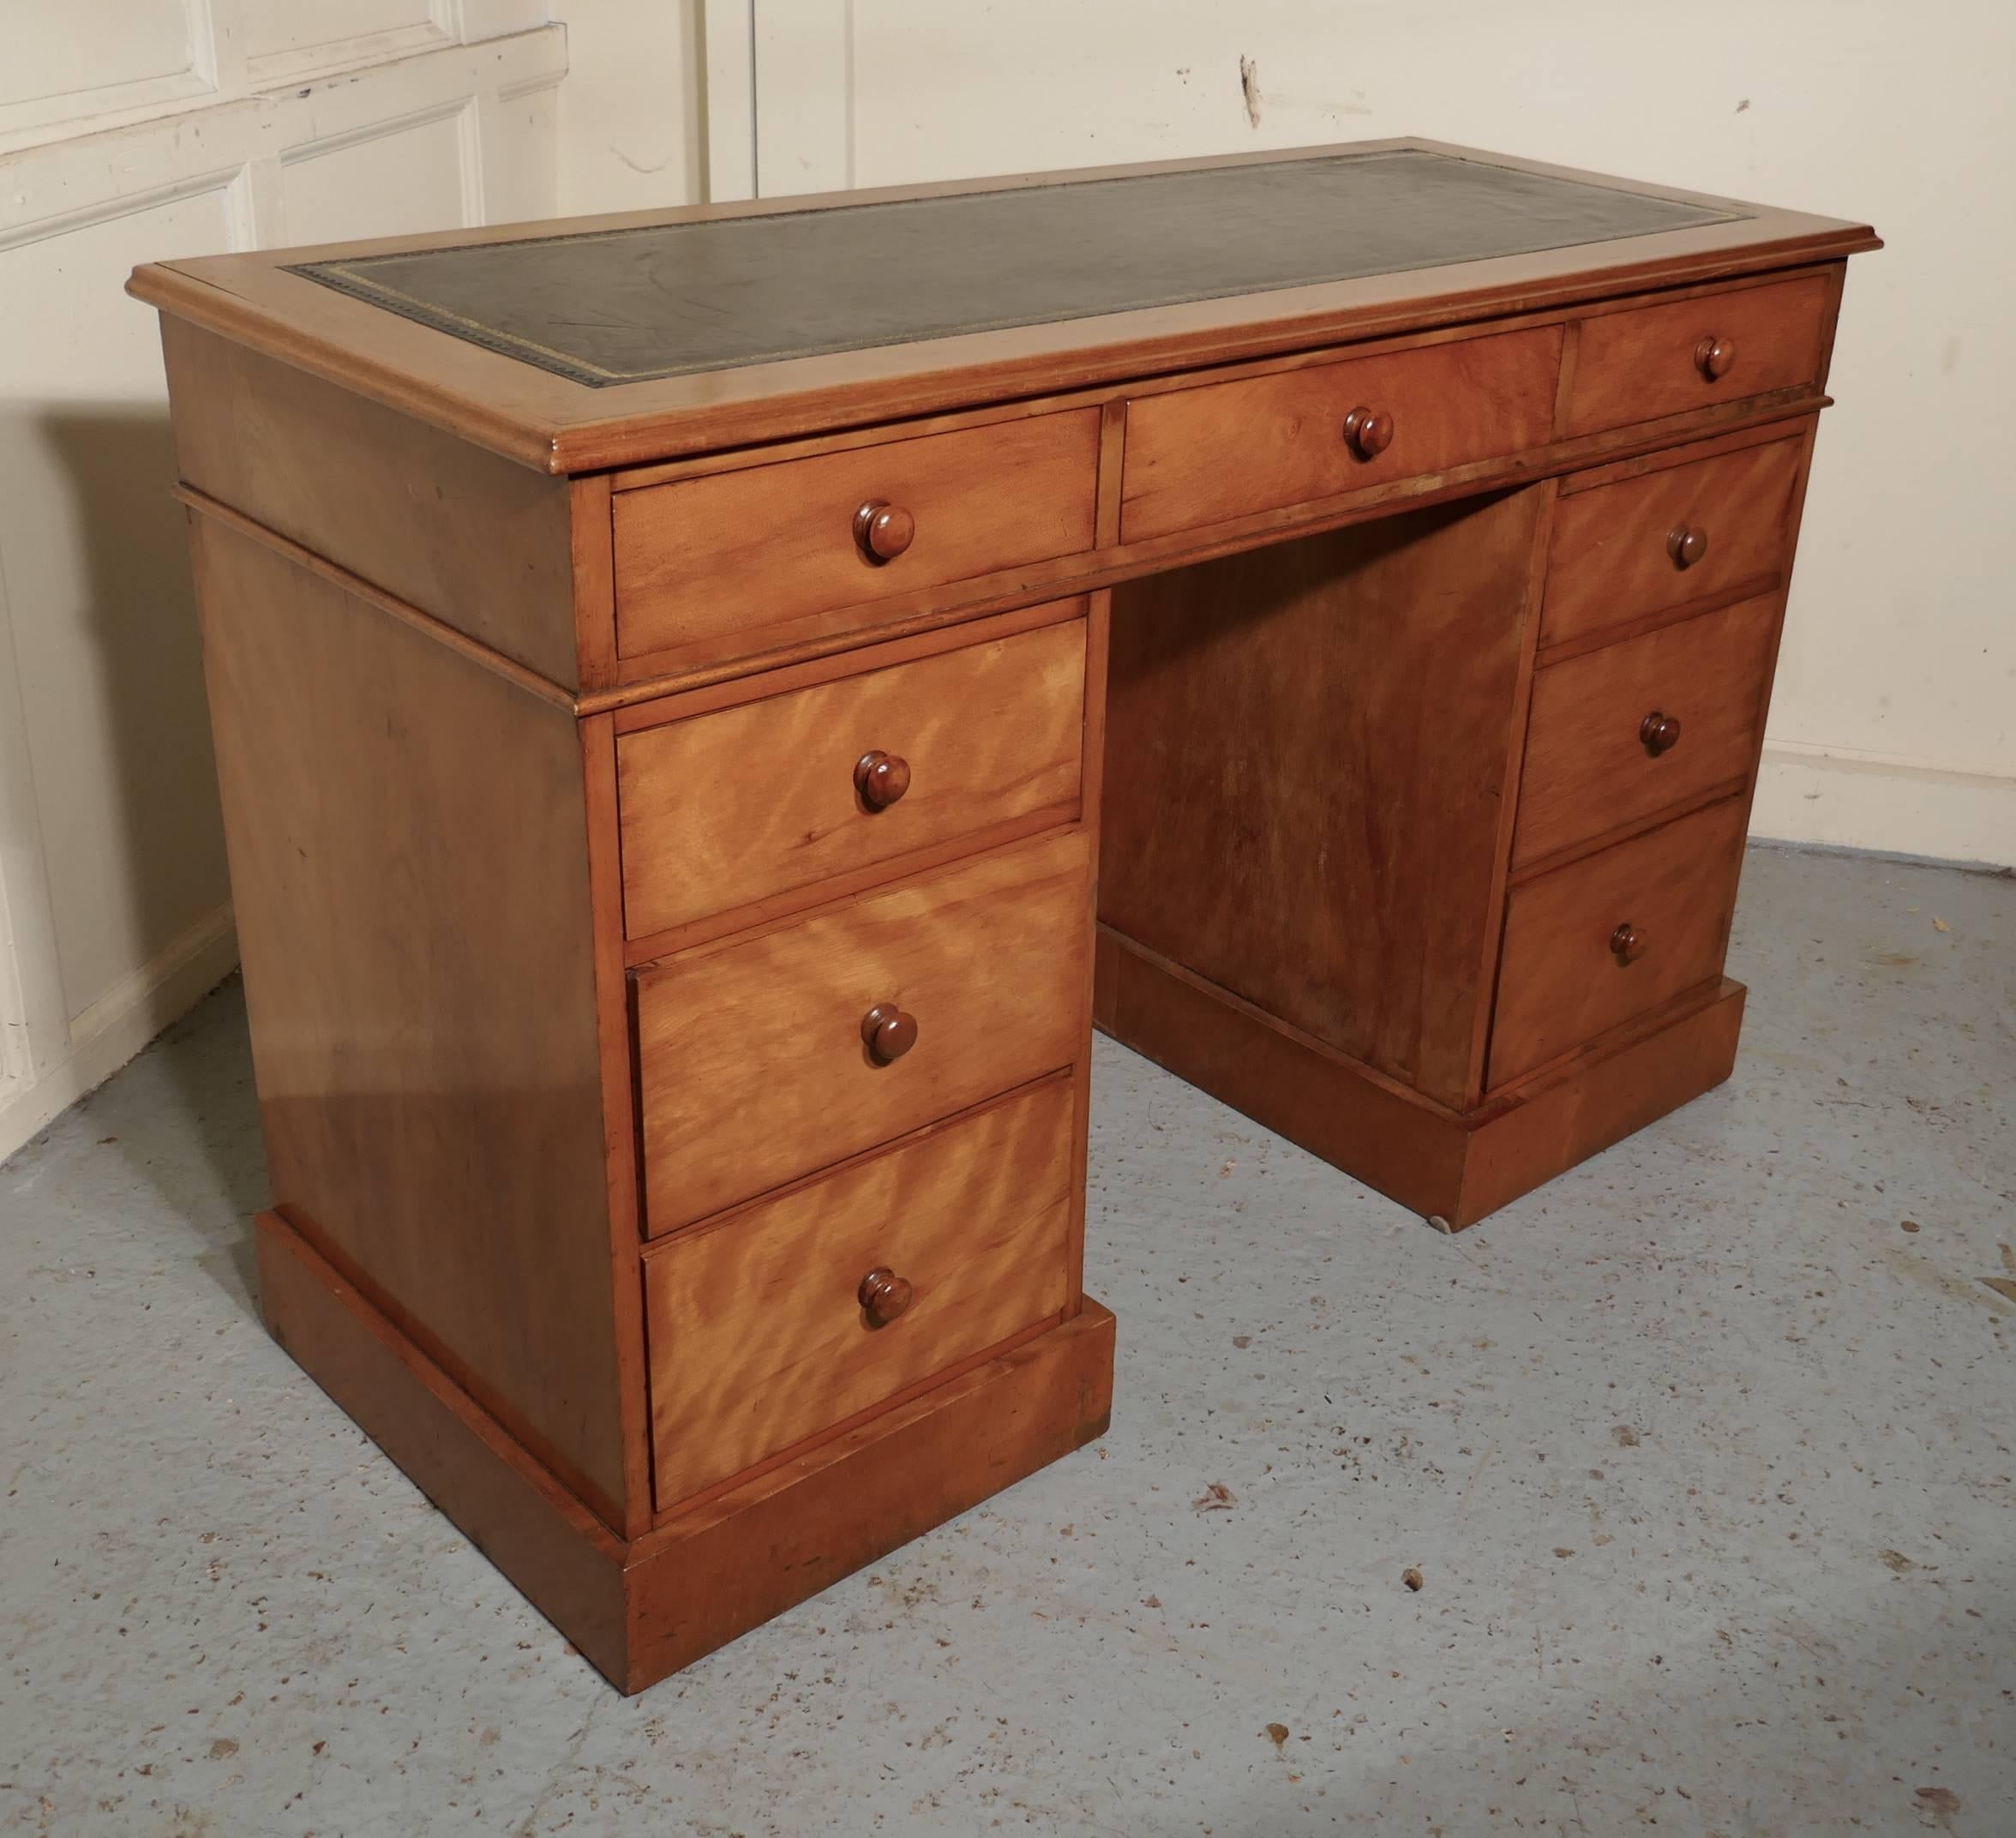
0,3,565,1158
729,0,2012,870
2,3,2006,1161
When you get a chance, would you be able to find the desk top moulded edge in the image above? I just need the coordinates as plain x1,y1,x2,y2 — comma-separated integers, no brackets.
126,138,1880,477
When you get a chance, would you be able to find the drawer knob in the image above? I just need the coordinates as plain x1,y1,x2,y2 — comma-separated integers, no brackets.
1694,334,1737,381
1341,405,1395,461
861,1002,918,1062
853,499,915,562
1666,524,1709,569
859,1266,915,1327
855,749,912,810
1640,711,1683,756
1611,922,1647,964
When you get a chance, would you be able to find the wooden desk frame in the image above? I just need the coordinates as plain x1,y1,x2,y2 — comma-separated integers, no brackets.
130,140,1878,1691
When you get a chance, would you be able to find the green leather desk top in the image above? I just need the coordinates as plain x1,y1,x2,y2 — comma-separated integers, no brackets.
291,148,1739,388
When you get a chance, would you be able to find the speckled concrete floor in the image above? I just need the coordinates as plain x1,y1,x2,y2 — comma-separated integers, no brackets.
3,843,2012,1837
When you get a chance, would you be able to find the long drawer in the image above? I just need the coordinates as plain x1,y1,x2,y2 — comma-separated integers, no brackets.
1514,593,1779,869
612,411,1101,664
1490,796,1749,1089
1542,435,1805,650
1119,327,1561,542
617,612,1087,940
1563,274,1832,438
643,1076,1077,1511
633,826,1091,1234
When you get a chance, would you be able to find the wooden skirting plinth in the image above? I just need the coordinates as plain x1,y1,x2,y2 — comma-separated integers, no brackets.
255,1210,1115,1692
1095,925,1744,1229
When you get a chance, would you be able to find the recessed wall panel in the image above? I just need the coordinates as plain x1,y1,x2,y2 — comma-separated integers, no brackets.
282,112,470,245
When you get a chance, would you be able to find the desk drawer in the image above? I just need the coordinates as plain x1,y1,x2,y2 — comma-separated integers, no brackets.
644,1076,1076,1511
612,410,1101,664
1563,275,1831,439
1514,593,1778,869
634,827,1090,1234
617,613,1087,940
1543,436,1805,650
1489,796,1749,1089
1119,327,1561,543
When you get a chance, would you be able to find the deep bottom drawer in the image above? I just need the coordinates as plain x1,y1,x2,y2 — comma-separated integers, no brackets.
644,1076,1077,1511
1489,796,1749,1089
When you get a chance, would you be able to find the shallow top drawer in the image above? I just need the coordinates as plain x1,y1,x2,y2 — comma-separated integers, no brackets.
612,410,1101,666
1543,435,1805,649
617,613,1087,941
1563,274,1832,438
1120,327,1562,544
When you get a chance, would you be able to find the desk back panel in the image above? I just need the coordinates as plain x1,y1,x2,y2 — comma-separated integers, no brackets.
1100,487,1544,1110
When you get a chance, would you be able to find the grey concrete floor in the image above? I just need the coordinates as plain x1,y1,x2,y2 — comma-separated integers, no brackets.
3,844,2013,1837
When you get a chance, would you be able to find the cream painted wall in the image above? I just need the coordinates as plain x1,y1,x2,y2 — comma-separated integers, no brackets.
734,0,2014,868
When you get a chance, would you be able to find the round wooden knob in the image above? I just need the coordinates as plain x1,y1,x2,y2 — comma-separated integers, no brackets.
1611,922,1646,964
855,749,912,810
859,1267,914,1327
1341,405,1395,460
853,499,915,562
861,1002,918,1063
1640,711,1683,755
1694,334,1737,381
1667,524,1708,568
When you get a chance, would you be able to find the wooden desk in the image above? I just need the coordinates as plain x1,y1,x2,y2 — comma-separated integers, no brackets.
129,140,1878,1692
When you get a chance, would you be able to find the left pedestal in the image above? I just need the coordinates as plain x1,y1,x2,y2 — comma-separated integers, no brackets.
258,1210,1115,1692
177,424,1114,1692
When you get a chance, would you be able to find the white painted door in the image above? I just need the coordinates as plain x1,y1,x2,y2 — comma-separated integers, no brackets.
0,3,566,1158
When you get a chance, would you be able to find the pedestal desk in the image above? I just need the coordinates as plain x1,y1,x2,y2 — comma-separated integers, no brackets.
129,141,1878,1692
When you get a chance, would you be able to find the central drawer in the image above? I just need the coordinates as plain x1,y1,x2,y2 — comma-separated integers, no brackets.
633,826,1091,1234
643,1075,1077,1511
1119,326,1562,542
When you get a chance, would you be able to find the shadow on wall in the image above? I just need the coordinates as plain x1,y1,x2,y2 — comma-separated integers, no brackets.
29,405,227,972
22,405,254,1252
